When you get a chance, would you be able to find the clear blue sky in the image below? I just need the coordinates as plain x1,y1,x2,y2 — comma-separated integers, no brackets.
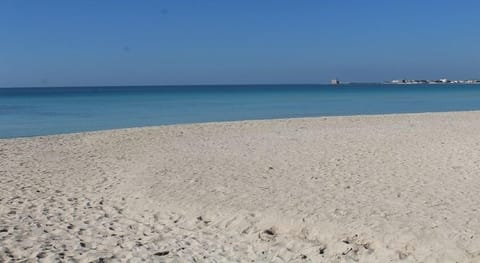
1,1,479,87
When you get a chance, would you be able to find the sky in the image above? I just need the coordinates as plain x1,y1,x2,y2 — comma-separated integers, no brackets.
1,0,480,87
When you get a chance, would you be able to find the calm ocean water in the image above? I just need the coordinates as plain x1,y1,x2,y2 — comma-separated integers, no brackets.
1,84,480,138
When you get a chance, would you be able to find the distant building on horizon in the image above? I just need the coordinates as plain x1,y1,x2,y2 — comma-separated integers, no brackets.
331,79,340,85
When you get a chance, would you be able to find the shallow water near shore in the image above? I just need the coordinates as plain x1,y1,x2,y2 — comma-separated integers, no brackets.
2,84,480,138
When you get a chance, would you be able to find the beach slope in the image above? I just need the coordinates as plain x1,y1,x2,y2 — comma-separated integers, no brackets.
2,112,480,262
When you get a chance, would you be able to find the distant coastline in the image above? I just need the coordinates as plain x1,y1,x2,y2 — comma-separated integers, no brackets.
332,78,480,86
387,78,480,85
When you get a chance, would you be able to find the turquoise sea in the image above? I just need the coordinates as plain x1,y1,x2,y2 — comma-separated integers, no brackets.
1,84,480,138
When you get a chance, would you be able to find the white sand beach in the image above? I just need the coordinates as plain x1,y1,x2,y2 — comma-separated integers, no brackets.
2,111,480,262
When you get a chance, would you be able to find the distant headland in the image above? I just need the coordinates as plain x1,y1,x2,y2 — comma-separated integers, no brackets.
332,78,480,85
389,78,480,84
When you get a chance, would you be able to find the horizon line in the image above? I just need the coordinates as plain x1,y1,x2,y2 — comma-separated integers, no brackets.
0,82,390,89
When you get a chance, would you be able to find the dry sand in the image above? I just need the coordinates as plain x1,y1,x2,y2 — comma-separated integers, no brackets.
2,111,480,262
